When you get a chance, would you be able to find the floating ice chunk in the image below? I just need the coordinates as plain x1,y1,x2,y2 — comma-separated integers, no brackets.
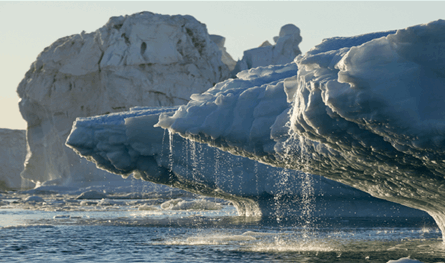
160,199,184,210
387,258,423,263
53,215,71,219
170,200,222,211
80,201,97,206
96,199,124,206
76,190,107,200
160,199,221,211
53,215,82,219
24,196,44,203
43,200,65,207
138,204,160,211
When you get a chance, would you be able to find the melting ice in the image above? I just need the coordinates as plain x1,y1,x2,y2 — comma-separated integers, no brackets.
66,20,445,236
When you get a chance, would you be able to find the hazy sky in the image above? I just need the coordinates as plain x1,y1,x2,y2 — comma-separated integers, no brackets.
1,1,445,130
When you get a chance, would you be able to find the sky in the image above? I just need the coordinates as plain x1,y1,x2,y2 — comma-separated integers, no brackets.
1,1,445,130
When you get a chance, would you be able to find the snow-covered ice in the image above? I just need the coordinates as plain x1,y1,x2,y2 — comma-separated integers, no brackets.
67,85,427,219
17,11,230,185
154,20,445,236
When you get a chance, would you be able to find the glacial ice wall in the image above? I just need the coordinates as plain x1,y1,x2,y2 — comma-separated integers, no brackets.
0,129,27,189
157,20,445,234
17,12,230,184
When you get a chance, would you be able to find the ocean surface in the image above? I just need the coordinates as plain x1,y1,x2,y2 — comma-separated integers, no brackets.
1,189,444,263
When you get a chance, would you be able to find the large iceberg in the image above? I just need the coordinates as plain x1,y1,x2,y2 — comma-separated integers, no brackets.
154,20,445,235
67,106,426,219
67,61,427,219
17,12,230,185
0,129,27,189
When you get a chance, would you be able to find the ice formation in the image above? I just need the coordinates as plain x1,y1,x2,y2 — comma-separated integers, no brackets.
387,258,423,263
0,129,27,189
210,35,236,72
17,12,230,185
67,95,426,218
155,20,445,235
232,24,302,76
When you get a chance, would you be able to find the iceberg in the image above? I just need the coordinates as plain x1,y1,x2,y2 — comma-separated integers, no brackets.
154,20,445,235
17,12,230,185
0,129,27,189
232,24,302,76
67,67,427,219
210,35,237,72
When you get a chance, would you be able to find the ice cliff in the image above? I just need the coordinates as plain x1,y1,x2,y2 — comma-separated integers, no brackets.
66,39,428,220
17,12,230,184
0,129,27,189
67,106,425,219
154,20,445,235
232,24,302,76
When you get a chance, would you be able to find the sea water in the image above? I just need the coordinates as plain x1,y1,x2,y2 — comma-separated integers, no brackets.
1,191,444,263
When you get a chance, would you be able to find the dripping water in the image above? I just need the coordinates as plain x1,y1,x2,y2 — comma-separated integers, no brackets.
160,128,167,161
154,128,169,195
168,129,174,175
167,129,175,232
214,149,221,198
190,140,198,186
297,134,315,239
273,124,316,244
254,162,259,196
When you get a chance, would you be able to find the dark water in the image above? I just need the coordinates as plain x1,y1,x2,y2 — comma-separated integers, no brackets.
1,217,444,262
1,194,444,263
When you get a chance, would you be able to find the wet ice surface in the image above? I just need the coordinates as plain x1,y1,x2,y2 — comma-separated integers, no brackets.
1,191,444,263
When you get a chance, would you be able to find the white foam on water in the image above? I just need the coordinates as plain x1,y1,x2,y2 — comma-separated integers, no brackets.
242,231,285,236
243,237,339,253
160,234,257,246
160,198,222,211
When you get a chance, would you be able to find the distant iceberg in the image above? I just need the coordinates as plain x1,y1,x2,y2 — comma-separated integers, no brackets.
0,129,27,189
232,24,302,77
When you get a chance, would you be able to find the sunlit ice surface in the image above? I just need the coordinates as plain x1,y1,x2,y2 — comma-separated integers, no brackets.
1,191,445,262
